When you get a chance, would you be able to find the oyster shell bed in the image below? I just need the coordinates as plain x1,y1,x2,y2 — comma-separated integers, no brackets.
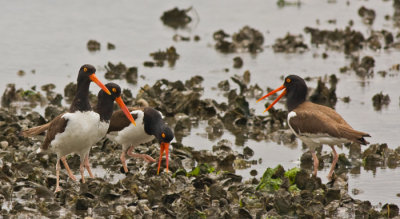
1,73,399,218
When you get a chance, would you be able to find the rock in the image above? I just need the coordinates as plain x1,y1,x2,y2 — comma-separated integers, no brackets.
160,7,192,29
44,105,64,121
349,143,361,159
233,57,243,68
337,153,351,167
304,27,365,54
309,78,337,108
325,189,341,204
107,42,116,50
173,34,191,42
214,26,264,53
358,6,376,25
206,117,224,140
250,169,258,177
274,189,292,214
209,184,226,200
40,84,56,93
238,208,252,219
243,146,254,159
17,70,26,76
217,80,230,91
125,67,138,84
87,40,101,51
272,33,308,53
144,47,180,68
0,141,8,149
372,92,390,110
105,62,127,80
381,203,399,218
1,84,17,107
64,82,77,102
75,197,89,211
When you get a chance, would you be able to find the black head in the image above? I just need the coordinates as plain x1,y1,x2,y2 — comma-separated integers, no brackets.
257,74,308,112
96,82,136,124
283,75,307,92
157,126,174,143
102,82,122,101
283,75,308,111
78,64,96,79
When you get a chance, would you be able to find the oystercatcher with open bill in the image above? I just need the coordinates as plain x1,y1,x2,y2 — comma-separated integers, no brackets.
106,107,174,174
257,75,370,179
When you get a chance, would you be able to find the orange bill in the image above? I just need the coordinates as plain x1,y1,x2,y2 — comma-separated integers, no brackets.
157,142,170,175
89,74,111,95
115,96,136,126
257,84,287,113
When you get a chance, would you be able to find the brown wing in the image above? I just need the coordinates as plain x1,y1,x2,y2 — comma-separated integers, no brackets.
290,102,370,144
298,102,351,126
21,113,65,137
42,115,69,150
107,107,141,133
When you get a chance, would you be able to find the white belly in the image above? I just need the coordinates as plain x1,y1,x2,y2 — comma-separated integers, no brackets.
107,110,154,151
51,111,109,159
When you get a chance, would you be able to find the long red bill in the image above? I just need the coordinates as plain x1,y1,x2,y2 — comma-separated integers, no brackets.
89,74,111,95
256,85,285,102
263,89,286,113
157,142,170,175
257,85,287,113
115,96,136,126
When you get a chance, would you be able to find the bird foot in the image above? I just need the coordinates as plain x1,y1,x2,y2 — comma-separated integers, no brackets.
54,186,62,193
69,174,77,181
120,166,129,174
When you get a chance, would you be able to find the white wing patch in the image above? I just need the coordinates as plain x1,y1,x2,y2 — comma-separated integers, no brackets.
287,111,297,137
107,110,154,152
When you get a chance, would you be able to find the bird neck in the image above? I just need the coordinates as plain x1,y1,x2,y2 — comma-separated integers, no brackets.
70,79,91,112
286,85,307,112
94,93,114,122
142,107,162,136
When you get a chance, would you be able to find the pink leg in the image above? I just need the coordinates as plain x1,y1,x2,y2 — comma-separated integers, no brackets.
126,146,156,163
55,159,62,193
120,151,128,173
328,145,338,179
80,160,86,183
84,154,94,178
311,151,319,177
61,156,77,181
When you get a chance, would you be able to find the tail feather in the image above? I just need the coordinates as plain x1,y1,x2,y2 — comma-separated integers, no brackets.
358,134,371,145
21,123,51,137
339,126,370,145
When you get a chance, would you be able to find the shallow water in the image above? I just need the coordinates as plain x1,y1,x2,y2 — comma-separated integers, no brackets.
1,0,400,206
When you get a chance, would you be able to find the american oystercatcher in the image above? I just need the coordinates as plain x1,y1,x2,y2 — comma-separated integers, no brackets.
257,75,370,178
106,107,174,174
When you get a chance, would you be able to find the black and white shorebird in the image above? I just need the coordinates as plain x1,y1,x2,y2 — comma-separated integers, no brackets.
106,107,174,174
22,65,135,192
257,75,370,178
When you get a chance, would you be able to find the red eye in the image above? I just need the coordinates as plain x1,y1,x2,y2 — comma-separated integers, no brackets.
286,78,291,83
162,133,166,138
